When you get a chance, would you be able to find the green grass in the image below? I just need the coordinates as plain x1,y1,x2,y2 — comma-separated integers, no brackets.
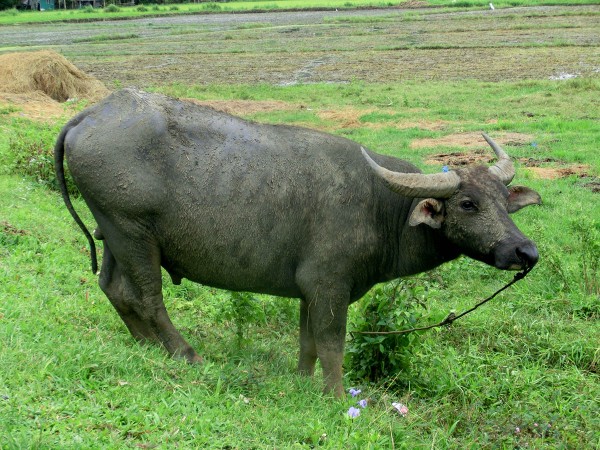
1,76,598,447
73,33,140,43
0,4,598,446
158,79,600,172
0,0,405,25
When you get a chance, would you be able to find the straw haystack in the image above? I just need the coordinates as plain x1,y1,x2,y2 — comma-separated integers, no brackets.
0,50,109,103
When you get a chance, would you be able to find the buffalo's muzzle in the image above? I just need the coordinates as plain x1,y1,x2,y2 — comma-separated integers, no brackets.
515,242,539,269
494,239,539,271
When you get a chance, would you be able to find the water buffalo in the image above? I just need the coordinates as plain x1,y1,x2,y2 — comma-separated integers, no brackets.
55,88,540,397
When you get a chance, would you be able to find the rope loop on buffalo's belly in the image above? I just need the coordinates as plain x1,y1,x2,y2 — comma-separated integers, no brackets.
352,267,532,337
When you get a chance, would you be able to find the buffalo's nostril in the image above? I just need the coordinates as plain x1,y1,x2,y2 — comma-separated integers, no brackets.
516,243,539,269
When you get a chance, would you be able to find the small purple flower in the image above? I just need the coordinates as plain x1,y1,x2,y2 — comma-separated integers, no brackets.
347,406,361,418
515,427,521,433
392,402,408,417
357,399,367,408
348,388,361,397
442,165,449,173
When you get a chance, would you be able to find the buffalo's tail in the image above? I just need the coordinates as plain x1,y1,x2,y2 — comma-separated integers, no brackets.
54,120,98,274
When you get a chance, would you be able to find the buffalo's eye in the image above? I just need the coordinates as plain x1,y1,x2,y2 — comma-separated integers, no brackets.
460,200,477,211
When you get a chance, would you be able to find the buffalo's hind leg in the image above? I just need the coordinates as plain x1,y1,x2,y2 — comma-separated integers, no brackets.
99,240,201,364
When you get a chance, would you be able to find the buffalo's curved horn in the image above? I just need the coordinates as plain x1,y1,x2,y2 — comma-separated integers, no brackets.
483,133,515,185
361,147,460,198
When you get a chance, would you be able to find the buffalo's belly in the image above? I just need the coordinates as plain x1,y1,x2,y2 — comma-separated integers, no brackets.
155,210,305,297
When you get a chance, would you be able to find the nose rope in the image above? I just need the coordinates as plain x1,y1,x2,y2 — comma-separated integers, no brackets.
353,266,532,337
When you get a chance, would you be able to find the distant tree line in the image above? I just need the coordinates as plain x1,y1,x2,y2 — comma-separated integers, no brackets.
1,0,18,9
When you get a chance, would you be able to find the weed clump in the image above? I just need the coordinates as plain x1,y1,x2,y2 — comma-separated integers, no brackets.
200,3,222,11
345,279,430,385
7,128,78,197
103,4,120,12
1,8,19,16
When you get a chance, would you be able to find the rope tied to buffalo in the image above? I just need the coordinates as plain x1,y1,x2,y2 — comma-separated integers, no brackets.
353,266,532,337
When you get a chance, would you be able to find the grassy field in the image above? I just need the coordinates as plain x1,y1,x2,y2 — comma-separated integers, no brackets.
0,0,407,25
1,2,599,449
1,0,600,25
2,4,599,87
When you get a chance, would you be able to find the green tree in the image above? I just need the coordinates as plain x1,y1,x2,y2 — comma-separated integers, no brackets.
0,0,19,11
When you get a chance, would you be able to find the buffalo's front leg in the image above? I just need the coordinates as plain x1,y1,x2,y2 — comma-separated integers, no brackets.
297,277,350,397
298,299,318,376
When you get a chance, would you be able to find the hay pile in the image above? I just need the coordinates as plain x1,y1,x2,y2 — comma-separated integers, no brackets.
0,50,109,108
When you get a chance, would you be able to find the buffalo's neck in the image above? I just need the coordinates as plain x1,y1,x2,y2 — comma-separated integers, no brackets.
377,196,460,281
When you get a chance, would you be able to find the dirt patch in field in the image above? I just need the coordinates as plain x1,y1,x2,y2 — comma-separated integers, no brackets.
519,157,592,179
317,108,373,128
0,92,77,121
426,149,494,167
426,150,594,180
394,120,451,131
0,221,28,236
400,0,429,7
1,6,598,87
524,165,591,180
317,108,450,131
183,98,296,116
412,132,534,150
582,179,600,193
421,132,535,167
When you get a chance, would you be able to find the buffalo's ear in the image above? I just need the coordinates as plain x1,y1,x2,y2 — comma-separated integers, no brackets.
409,198,445,229
507,185,542,213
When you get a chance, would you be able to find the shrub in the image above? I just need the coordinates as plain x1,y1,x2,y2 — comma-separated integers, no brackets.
200,3,221,11
104,4,120,13
345,279,430,385
136,5,147,11
0,7,19,15
571,220,599,296
221,291,264,347
0,104,19,115
8,130,79,197
543,219,599,297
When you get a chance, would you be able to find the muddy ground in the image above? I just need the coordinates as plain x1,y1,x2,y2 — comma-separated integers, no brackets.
0,5,598,87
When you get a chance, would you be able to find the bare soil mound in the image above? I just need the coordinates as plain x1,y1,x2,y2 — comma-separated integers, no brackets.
426,150,494,167
413,132,534,150
0,50,109,103
317,108,450,131
426,147,594,181
520,158,591,180
317,108,374,129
